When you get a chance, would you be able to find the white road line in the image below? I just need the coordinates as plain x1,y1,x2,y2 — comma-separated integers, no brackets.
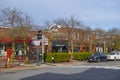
51,66,120,70
78,66,120,70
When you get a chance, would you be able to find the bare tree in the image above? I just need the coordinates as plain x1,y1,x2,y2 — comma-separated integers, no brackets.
94,28,107,52
94,28,106,38
48,16,85,53
68,16,80,55
17,14,33,64
107,27,120,51
48,16,85,61
0,7,33,64
107,27,120,36
84,26,94,53
114,35,120,51
0,8,24,63
53,15,84,29
0,7,23,27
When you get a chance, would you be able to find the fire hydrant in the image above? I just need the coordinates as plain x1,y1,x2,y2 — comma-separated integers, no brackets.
6,48,11,68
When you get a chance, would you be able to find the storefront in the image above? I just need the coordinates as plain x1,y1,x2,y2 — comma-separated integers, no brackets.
0,37,32,60
52,41,68,53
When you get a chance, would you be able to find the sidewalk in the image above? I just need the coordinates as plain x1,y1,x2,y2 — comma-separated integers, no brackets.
0,60,86,71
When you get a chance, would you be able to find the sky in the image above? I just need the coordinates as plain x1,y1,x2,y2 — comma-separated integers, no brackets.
0,0,120,31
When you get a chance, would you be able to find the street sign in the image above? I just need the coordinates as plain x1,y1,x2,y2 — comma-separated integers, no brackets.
42,36,48,45
33,40,41,46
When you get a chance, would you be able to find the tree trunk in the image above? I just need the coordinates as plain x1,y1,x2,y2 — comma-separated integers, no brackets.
23,33,30,64
10,41,15,63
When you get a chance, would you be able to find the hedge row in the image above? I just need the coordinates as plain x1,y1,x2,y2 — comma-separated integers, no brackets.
44,52,92,63
73,52,92,61
44,53,70,63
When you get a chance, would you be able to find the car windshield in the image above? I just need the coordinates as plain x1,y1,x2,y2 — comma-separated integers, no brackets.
110,52,115,55
93,53,100,56
92,52,106,56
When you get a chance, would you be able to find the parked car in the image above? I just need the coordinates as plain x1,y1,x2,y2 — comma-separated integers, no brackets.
88,52,107,62
107,51,120,61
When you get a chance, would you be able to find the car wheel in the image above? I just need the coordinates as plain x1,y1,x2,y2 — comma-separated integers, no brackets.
97,58,100,62
104,58,107,62
114,57,116,61
118,58,120,61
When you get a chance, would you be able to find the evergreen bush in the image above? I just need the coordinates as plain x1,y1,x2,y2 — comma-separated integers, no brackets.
73,52,92,61
44,52,92,63
44,53,70,63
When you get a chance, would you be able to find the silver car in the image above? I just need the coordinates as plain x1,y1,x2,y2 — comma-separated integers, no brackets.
107,52,120,61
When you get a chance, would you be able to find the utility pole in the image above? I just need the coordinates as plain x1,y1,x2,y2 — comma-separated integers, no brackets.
71,28,74,54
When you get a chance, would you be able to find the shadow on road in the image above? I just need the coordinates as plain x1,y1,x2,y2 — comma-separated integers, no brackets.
20,68,120,80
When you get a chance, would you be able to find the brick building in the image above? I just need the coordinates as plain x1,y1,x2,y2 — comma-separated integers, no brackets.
46,24,96,53
0,25,97,56
0,27,34,56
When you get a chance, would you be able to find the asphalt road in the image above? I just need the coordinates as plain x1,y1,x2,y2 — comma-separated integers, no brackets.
0,62,120,80
79,61,120,67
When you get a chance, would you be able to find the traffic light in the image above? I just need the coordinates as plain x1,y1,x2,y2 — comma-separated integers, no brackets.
36,30,42,40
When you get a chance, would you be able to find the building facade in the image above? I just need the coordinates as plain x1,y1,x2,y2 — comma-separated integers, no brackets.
0,25,115,57
0,27,34,57
46,24,96,53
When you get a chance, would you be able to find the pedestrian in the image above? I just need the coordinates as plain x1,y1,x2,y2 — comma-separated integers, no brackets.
6,47,11,68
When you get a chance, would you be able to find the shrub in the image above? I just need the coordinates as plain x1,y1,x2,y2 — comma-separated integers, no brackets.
44,53,70,63
73,52,92,61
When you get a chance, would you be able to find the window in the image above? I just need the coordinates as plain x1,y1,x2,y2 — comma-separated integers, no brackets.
73,32,79,40
84,34,90,41
53,32,68,40
76,33,79,40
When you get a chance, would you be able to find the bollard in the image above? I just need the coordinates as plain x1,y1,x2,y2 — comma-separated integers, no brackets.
39,53,42,63
6,58,10,68
51,57,54,64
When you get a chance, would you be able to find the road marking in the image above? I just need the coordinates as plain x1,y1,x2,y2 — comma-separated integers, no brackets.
51,66,120,70
77,65,120,70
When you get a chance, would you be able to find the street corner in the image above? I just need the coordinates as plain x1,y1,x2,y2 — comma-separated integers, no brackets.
0,64,36,72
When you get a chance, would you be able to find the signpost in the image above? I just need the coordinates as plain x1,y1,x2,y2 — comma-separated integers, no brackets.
33,30,42,66
33,40,41,66
41,35,48,63
32,30,48,66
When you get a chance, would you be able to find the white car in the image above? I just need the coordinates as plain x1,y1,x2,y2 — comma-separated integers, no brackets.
107,52,120,61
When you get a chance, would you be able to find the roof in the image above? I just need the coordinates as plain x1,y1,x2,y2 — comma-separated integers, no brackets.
48,24,61,31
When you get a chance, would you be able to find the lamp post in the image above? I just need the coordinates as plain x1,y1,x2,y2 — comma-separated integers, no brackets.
41,38,44,63
104,41,106,53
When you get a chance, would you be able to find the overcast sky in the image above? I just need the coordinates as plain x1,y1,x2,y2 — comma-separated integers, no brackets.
0,0,120,30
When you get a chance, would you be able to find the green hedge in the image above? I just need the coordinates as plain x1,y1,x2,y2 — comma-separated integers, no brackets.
73,52,92,61
44,53,70,63
44,52,92,63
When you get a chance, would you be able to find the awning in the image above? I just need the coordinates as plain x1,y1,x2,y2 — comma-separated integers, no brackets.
52,41,68,47
16,37,32,43
0,37,32,43
0,37,12,43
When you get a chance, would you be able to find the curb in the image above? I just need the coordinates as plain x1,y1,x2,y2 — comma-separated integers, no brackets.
0,61,87,71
